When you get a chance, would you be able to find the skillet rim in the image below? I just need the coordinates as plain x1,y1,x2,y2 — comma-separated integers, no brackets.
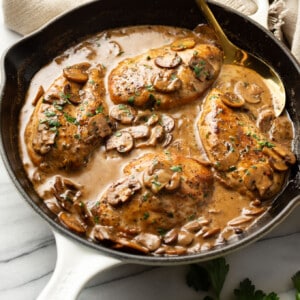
0,0,299,265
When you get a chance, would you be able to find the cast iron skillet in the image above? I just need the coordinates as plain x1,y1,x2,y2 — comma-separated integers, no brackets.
0,0,299,298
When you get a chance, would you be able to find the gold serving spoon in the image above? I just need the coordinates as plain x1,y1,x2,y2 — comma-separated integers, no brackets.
195,0,285,116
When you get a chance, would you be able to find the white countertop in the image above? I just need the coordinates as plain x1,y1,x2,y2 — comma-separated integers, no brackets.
0,2,300,299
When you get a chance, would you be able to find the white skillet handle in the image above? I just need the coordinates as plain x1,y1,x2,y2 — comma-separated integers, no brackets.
250,0,269,28
37,231,123,300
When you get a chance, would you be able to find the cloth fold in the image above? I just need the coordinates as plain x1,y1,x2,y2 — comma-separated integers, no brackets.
2,0,299,61
2,0,94,35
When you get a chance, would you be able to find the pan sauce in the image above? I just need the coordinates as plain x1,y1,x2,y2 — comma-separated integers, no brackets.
19,25,296,256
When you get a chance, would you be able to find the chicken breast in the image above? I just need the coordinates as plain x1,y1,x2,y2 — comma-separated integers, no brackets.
25,63,112,172
197,88,296,200
108,34,223,110
91,152,214,253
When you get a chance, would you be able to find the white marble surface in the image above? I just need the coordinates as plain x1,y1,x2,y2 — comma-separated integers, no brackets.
0,2,300,299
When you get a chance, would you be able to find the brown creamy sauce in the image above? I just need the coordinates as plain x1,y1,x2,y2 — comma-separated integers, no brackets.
19,25,295,256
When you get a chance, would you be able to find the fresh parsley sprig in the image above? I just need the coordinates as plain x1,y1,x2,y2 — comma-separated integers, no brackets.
292,271,300,300
186,257,229,300
186,257,300,300
234,278,279,300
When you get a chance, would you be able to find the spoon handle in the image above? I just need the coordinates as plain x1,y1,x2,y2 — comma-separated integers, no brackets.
195,0,234,48
195,0,246,63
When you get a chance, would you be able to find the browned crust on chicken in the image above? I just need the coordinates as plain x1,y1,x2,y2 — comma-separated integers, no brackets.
108,35,223,110
91,152,213,252
25,63,111,172
197,88,296,200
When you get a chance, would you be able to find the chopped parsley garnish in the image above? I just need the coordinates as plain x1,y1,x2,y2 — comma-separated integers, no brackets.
258,141,275,148
145,84,154,91
143,212,150,220
95,105,104,114
64,113,79,125
128,96,135,104
114,131,122,137
170,165,183,172
228,166,237,172
157,228,168,236
44,110,56,117
48,119,61,128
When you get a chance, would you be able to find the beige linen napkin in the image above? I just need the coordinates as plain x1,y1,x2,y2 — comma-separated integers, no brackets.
2,0,299,61
213,0,300,61
2,0,94,35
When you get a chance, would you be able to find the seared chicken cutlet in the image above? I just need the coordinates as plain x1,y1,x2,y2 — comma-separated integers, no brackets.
25,63,111,172
197,88,296,200
108,33,223,110
91,152,213,254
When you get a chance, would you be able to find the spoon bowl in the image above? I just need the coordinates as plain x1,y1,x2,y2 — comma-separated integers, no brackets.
195,0,286,116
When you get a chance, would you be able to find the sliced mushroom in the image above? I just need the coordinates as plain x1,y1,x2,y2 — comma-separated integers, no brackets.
93,225,112,241
146,113,159,126
32,123,57,154
202,227,221,239
110,104,137,124
59,212,86,234
263,145,296,169
189,56,214,81
43,92,65,105
106,131,134,153
143,162,181,193
63,82,81,105
148,125,165,145
151,71,182,93
177,230,194,246
242,206,266,216
86,113,112,140
171,38,196,51
234,81,263,104
121,125,150,139
165,172,181,190
242,164,274,198
163,228,179,244
212,142,239,171
256,109,275,133
135,233,161,251
32,85,45,106
183,218,207,232
263,147,289,171
115,238,150,254
272,146,296,165
63,62,91,83
160,114,175,132
73,201,95,226
220,92,245,108
270,117,294,143
228,215,254,226
109,40,124,56
103,177,142,206
52,176,82,212
154,52,182,69
161,133,173,148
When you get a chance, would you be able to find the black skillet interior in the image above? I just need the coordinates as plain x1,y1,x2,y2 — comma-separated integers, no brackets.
1,0,299,264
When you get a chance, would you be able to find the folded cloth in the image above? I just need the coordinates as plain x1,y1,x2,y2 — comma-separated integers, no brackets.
213,0,300,61
2,0,299,61
2,0,94,35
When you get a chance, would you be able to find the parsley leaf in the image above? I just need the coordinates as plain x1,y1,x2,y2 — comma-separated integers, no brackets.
186,258,229,299
292,271,300,300
186,264,211,292
205,257,230,299
233,278,279,300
